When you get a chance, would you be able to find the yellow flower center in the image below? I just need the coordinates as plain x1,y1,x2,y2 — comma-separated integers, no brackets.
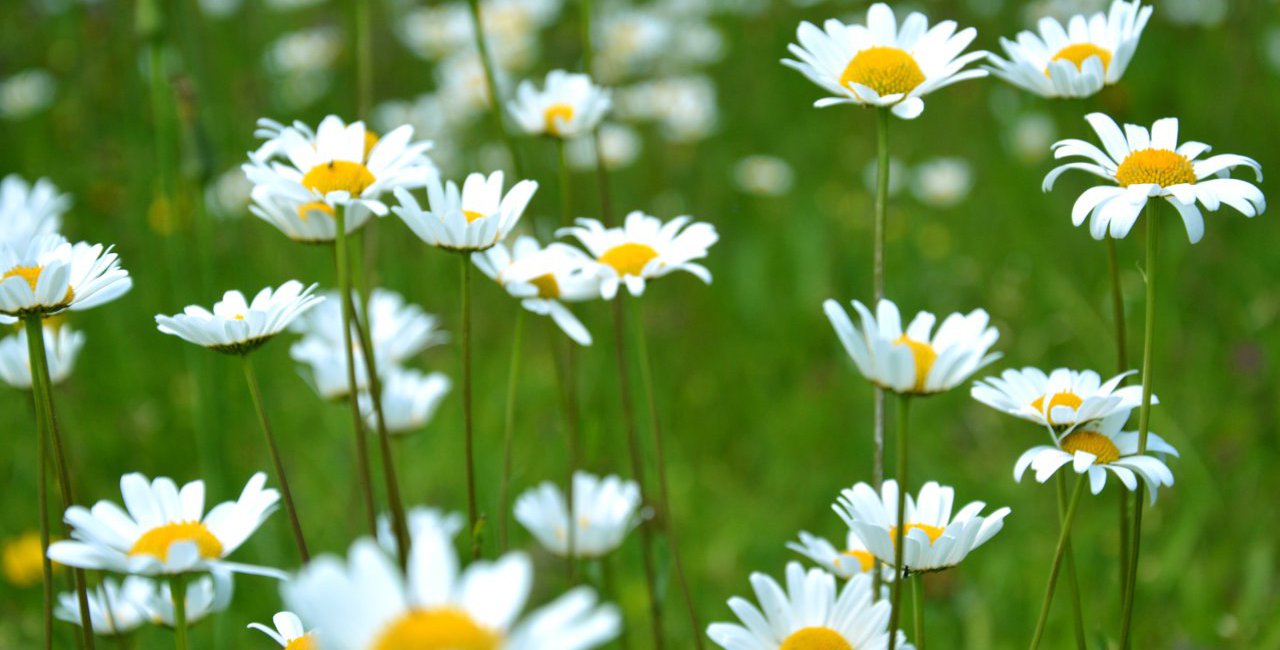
599,242,659,277
529,273,560,299
2,265,74,305
1059,430,1121,464
370,608,501,650
1114,149,1197,188
463,210,487,223
889,523,946,545
892,334,937,393
3,532,47,588
285,634,317,650
779,626,854,650
296,201,335,222
301,160,376,196
364,130,380,161
128,522,224,562
840,46,925,98
1030,391,1084,425
1048,43,1112,73
543,103,576,136
839,549,876,573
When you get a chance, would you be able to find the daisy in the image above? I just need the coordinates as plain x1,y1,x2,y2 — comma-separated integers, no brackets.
282,514,621,650
824,298,1000,396
139,570,234,627
0,322,85,389
54,577,152,636
473,235,601,345
243,115,435,219
986,0,1152,98
48,472,282,577
155,281,324,355
392,171,538,252
290,336,368,401
291,288,447,366
248,189,375,244
787,530,878,580
706,563,910,650
361,367,451,435
1015,410,1177,503
1044,113,1265,243
376,507,466,558
0,174,69,245
514,471,642,559
0,234,132,318
558,211,718,300
509,70,612,139
835,480,1010,573
971,367,1152,434
782,3,987,119
250,611,316,648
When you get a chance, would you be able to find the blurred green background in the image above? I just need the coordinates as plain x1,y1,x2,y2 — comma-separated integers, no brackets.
2,0,1278,647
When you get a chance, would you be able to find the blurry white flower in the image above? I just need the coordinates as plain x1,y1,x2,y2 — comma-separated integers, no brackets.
509,70,612,139
249,611,314,648
54,577,151,636
392,171,538,252
155,281,324,355
1266,26,1280,76
559,211,718,300
1160,0,1227,27
565,123,641,171
1,174,70,245
787,530,878,580
911,157,973,208
595,9,672,82
1009,111,1057,163
514,471,642,558
862,157,908,197
263,0,325,11
0,69,56,120
196,0,242,18
436,52,508,125
205,167,253,220
361,367,451,435
0,323,85,389
264,27,342,75
473,235,600,345
733,155,795,197
139,571,234,628
616,76,717,142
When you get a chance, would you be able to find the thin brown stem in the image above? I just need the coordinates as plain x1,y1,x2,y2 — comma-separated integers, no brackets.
460,254,481,558
241,357,310,562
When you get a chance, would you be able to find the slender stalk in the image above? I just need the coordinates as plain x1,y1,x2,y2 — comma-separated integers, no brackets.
499,309,526,552
1106,234,1133,607
1030,475,1088,650
241,357,310,562
601,556,632,650
169,575,188,650
352,0,372,118
465,0,522,175
33,367,53,650
1056,474,1088,650
912,574,925,650
871,107,891,594
579,0,594,74
1119,203,1160,648
887,394,910,650
333,206,379,537
460,254,480,557
555,137,582,572
610,297,664,649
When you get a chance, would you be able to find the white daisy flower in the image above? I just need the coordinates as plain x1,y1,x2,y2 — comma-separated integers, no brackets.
1015,410,1177,503
509,70,612,139
155,281,323,355
48,472,282,577
243,115,435,219
787,530,878,580
0,234,132,318
0,322,85,389
781,3,988,119
514,471,642,559
706,564,911,650
54,577,151,636
972,367,1152,434
248,189,375,244
282,514,621,650
290,288,448,368
392,171,538,252
558,211,718,300
376,507,466,559
835,480,1011,573
1044,113,1265,243
249,611,316,648
986,0,1152,98
473,235,601,346
139,570,234,628
0,174,69,245
824,298,1000,396
361,367,451,435
290,336,368,401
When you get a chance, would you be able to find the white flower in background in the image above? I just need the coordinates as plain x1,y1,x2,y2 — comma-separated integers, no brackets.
283,513,621,649
912,157,973,208
361,367,451,435
291,288,448,366
835,480,1011,573
196,0,242,19
249,611,315,648
509,70,612,139
1160,0,1227,27
0,69,56,120
1015,410,1177,502
972,367,1151,434
862,156,908,197
1,174,69,245
824,298,1001,396
48,472,282,577
559,211,718,300
0,234,132,318
392,171,538,252
787,530,879,580
436,52,508,126
372,94,458,173
263,0,324,11
264,27,342,76
1045,113,1266,243
616,76,718,142
139,571,234,628
54,577,151,636
377,507,467,559
0,323,85,389
205,167,254,221
594,8,672,82
514,472,642,558
156,281,323,355
291,336,368,402
395,3,473,61
987,0,1151,98
1009,111,1057,163
565,123,641,171
474,235,600,345
782,3,988,119
707,565,911,650
733,155,795,197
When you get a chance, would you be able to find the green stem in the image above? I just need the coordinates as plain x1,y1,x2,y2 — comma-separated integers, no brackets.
1108,234,1132,607
555,136,582,574
912,574,925,650
32,353,53,650
460,254,480,558
1119,202,1160,648
871,107,891,595
579,0,593,74
465,0,522,176
242,357,310,562
887,394,909,650
499,309,526,552
1029,475,1089,650
169,575,188,650
602,556,632,650
352,0,372,118
1056,474,1088,650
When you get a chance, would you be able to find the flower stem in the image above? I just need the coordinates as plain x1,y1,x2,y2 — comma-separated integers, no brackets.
1106,234,1134,605
579,0,593,74
601,556,632,650
466,0,523,176
460,253,481,558
555,136,582,574
33,362,53,650
241,356,310,563
1029,474,1088,650
1119,202,1160,648
887,394,910,650
912,574,926,650
499,309,525,552
333,206,379,538
871,106,891,594
169,574,188,650
1056,473,1088,650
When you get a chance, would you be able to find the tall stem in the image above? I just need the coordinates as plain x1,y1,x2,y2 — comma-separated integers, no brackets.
1106,234,1133,602
1119,203,1160,648
871,107,891,593
352,0,372,118
33,355,53,650
632,302,702,649
333,206,379,537
460,254,480,557
1056,474,1087,650
169,575,188,650
1030,475,1088,650
912,574,925,650
610,297,664,649
466,0,522,176
579,0,594,74
555,137,582,572
242,357,310,562
887,394,909,650
499,309,526,552
601,556,632,650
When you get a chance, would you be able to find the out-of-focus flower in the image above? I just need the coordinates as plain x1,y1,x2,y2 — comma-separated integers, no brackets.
509,70,612,139
196,0,242,18
263,0,325,11
4,531,48,588
787,530,878,580
249,611,315,648
912,157,973,208
54,577,152,636
0,323,85,389
361,367,451,434
733,155,795,197
206,167,253,220
565,123,642,171
0,69,56,120
1,175,69,245
1160,0,1227,27
139,571,234,628
616,75,717,142
1009,111,1056,163
862,156,908,197
515,471,642,558
559,211,718,300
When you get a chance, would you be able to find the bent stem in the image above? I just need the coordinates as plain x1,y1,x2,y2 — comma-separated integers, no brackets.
871,107,891,594
241,356,310,562
460,253,480,557
1056,474,1088,650
499,309,526,552
887,394,909,650
169,574,188,650
912,574,926,650
466,0,522,176
1029,474,1088,650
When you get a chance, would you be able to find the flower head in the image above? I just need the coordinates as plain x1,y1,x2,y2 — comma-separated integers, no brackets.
0,174,69,245
138,570,234,628
250,611,316,649
474,235,601,345
558,211,717,300
156,281,323,355
248,190,374,244
0,322,84,389
0,234,131,318
54,577,152,636
972,367,1153,435
509,70,612,139
787,530,879,580
393,171,538,252
1015,410,1177,503
514,471,642,559
361,367,451,435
